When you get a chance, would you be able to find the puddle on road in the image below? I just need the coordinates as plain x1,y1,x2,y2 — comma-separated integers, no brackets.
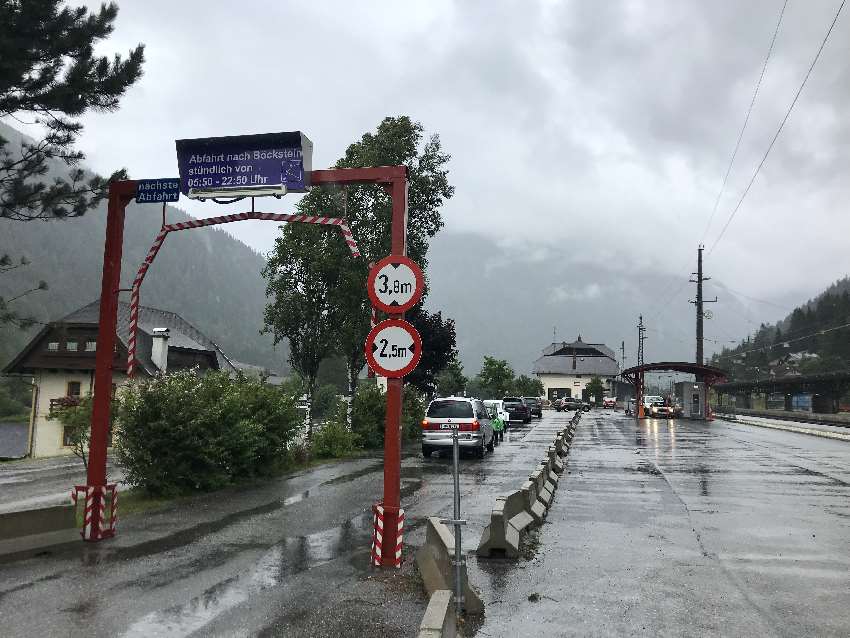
320,462,383,486
121,511,375,638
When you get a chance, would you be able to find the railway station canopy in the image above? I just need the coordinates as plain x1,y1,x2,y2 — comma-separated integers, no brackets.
621,362,728,385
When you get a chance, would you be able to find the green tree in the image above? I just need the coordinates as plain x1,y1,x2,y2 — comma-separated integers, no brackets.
512,374,544,397
262,225,342,438
0,1,144,221
435,355,467,397
478,356,515,398
47,394,95,469
289,116,454,415
586,376,605,405
405,307,458,394
0,254,47,327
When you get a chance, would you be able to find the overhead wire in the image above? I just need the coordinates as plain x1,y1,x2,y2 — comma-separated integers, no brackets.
700,0,789,245
708,0,847,256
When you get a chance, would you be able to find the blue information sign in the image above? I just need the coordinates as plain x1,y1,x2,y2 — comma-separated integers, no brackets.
135,178,180,204
175,131,313,198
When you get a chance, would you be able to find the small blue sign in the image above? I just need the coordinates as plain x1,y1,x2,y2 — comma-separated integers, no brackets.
135,178,180,204
175,132,313,197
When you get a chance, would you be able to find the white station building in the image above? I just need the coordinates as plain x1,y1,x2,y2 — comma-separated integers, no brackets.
532,336,620,402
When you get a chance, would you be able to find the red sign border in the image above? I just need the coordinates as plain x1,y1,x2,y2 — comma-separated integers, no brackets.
364,319,422,378
367,255,424,314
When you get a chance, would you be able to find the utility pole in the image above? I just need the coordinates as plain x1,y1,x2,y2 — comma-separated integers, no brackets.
689,245,717,366
636,316,647,418
620,340,626,371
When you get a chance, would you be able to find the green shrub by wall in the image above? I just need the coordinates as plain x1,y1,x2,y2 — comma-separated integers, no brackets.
115,370,301,496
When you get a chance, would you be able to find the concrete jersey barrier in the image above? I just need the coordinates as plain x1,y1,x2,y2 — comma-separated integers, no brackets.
418,589,456,638
477,489,535,558
0,504,78,557
415,517,484,615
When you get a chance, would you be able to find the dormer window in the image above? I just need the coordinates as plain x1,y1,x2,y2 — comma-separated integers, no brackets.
47,342,59,351
85,341,97,352
66,341,78,352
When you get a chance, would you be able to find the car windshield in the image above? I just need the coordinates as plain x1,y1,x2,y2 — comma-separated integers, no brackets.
525,398,539,404
651,401,665,407
503,399,522,406
427,400,473,419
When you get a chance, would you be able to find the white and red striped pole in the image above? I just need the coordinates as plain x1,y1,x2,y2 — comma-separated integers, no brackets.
126,211,361,376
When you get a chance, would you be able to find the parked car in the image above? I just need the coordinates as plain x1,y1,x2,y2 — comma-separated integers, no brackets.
523,396,543,418
483,399,510,423
421,397,495,459
602,397,617,409
647,400,674,418
502,396,531,423
642,395,665,414
556,396,583,412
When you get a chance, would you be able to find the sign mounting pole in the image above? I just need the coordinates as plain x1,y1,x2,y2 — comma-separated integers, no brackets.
379,175,409,566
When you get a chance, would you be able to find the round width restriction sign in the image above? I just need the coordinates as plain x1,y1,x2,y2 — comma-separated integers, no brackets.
364,319,422,378
367,256,424,314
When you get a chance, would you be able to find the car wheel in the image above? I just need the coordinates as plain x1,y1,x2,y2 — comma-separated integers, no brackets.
422,445,432,458
486,435,495,452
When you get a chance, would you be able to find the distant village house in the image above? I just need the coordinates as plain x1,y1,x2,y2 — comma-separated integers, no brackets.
2,301,275,458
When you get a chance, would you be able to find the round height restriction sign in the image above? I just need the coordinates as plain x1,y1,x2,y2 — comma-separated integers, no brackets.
367,255,424,314
365,319,422,378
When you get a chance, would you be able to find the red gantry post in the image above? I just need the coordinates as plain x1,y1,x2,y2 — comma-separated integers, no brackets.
84,179,135,540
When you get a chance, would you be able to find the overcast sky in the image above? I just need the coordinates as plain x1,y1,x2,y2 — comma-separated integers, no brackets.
66,0,849,313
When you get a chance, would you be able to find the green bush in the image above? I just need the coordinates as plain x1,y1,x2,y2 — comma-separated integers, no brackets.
349,382,426,449
402,386,426,442
350,384,386,449
115,370,301,496
312,420,360,458
311,383,342,420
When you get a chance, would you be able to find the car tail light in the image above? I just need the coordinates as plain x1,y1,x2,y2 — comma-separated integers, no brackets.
421,420,441,430
459,420,480,432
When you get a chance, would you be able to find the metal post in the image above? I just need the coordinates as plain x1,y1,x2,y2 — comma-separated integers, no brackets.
85,180,134,540
441,426,466,617
377,173,409,566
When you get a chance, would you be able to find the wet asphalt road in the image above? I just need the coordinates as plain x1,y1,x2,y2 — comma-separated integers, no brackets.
0,455,123,514
1,410,848,637
477,410,850,637
0,414,555,637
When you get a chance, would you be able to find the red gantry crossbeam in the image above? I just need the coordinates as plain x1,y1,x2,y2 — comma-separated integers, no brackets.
126,211,361,377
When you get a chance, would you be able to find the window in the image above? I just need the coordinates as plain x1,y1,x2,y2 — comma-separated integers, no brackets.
63,425,79,447
85,340,97,352
66,341,78,352
67,381,81,397
427,400,473,419
47,342,59,351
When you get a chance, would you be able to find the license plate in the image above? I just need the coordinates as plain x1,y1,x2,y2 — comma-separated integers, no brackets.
440,423,455,429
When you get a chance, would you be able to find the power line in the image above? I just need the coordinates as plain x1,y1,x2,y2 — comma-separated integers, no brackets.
700,0,789,245
712,283,793,312
708,0,847,256
719,319,850,357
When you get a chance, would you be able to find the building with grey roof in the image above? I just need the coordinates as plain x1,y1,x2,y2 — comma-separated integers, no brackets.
533,335,620,402
3,300,244,458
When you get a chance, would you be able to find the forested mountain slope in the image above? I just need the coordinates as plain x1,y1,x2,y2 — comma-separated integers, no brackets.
0,123,284,372
710,276,850,380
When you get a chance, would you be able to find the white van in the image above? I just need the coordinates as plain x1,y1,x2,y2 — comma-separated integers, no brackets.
483,399,509,423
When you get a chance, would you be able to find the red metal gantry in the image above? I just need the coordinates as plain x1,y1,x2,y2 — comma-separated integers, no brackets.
85,166,411,567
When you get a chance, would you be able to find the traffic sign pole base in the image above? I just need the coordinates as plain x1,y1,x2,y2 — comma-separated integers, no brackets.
371,503,404,568
72,484,118,541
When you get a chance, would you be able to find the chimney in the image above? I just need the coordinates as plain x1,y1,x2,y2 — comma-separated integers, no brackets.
151,327,170,373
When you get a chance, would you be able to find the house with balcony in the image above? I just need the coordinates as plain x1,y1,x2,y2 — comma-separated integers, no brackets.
533,336,620,402
2,300,238,458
